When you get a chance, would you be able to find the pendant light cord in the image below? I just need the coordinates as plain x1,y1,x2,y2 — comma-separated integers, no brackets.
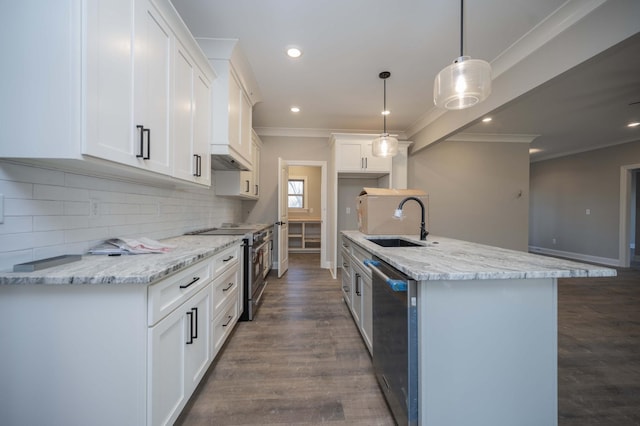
460,0,464,57
383,78,387,133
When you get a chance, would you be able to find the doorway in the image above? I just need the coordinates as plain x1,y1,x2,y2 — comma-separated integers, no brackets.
619,164,640,268
282,161,328,269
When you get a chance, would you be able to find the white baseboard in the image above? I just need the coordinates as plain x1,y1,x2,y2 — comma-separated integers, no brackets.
528,246,620,267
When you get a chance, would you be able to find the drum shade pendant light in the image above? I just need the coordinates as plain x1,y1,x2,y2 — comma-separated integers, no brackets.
434,0,492,110
372,71,398,157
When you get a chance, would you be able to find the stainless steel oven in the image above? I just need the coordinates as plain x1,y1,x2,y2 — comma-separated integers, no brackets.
185,224,273,321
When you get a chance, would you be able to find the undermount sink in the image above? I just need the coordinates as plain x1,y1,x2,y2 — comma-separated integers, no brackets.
367,238,424,248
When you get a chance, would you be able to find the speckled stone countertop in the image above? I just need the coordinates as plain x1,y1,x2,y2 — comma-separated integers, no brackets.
341,231,617,281
0,235,243,285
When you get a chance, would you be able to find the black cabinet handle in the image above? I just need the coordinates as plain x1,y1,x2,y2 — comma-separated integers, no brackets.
136,125,144,158
143,128,151,160
364,157,368,169
192,307,198,339
180,276,200,289
245,180,250,193
186,311,194,344
255,184,259,196
222,255,234,262
193,154,201,177
222,315,233,327
222,282,234,292
355,273,361,296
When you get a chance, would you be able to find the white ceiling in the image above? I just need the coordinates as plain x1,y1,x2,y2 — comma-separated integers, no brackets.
171,0,640,161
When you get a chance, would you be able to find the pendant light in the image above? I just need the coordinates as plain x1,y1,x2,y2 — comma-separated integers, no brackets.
433,0,492,110
372,71,399,157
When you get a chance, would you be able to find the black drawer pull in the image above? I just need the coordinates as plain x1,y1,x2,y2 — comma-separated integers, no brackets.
191,307,198,339
180,276,200,289
222,256,234,262
186,311,194,344
136,125,144,158
222,282,234,292
222,315,233,327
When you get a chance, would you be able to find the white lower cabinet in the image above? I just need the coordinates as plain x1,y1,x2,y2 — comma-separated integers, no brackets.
340,235,373,354
148,284,211,426
0,243,242,426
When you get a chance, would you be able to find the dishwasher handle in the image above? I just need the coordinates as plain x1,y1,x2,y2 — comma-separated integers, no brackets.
365,259,408,292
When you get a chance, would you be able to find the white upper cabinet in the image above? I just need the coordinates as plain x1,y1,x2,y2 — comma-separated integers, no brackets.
331,134,393,174
196,38,263,172
173,41,212,186
0,0,215,186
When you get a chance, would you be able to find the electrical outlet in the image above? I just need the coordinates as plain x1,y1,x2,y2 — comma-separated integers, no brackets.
586,208,591,215
90,199,98,216
346,207,351,214
552,238,557,245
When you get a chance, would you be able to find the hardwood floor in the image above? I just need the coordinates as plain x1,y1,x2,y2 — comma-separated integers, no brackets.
178,253,640,425
177,253,394,425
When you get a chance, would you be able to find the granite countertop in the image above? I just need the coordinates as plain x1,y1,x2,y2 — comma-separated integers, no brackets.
0,235,243,285
341,231,617,281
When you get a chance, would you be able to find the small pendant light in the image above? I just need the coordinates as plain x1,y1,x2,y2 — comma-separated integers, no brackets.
372,71,399,157
434,0,492,110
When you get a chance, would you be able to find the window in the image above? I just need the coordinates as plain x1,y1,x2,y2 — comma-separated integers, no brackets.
288,176,308,210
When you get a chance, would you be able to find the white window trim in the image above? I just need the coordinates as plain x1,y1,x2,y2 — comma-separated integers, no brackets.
288,175,309,212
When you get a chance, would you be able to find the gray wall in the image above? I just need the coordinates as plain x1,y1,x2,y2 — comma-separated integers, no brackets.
408,140,530,251
529,139,640,261
288,165,321,219
243,136,330,225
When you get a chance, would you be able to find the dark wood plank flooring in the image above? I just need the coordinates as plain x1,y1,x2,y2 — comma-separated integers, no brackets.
177,253,394,425
178,253,640,425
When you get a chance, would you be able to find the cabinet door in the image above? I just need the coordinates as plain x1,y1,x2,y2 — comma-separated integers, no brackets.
148,300,188,426
252,138,261,197
172,45,196,182
239,91,253,163
84,0,137,164
362,142,392,172
337,142,364,171
184,285,212,395
134,0,172,175
193,71,212,185
361,273,373,353
227,72,242,156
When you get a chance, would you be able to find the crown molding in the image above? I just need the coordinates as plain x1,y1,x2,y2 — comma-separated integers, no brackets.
446,133,539,144
254,127,408,140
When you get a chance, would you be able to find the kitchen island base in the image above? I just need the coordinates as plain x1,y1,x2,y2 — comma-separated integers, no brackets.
418,277,557,425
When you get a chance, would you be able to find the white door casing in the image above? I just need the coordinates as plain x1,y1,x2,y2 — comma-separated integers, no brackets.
277,158,289,277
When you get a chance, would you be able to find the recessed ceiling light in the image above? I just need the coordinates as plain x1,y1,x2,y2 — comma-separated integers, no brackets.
286,47,302,58
381,110,390,116
529,148,542,154
628,121,640,128
290,106,300,113
482,117,492,123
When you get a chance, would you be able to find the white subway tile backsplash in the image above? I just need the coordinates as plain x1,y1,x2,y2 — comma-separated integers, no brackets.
34,184,89,201
0,161,242,270
5,199,64,216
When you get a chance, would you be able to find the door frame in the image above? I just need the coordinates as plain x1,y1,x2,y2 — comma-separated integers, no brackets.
619,163,640,267
284,160,328,269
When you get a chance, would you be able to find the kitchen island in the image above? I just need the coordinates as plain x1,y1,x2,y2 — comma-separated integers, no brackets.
341,231,616,426
0,235,244,426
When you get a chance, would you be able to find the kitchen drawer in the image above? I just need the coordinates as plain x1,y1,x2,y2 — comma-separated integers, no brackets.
212,243,240,276
340,235,353,255
352,243,373,278
212,262,240,313
212,292,239,355
148,260,212,326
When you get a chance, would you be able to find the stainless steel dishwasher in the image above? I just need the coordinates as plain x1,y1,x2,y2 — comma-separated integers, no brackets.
367,256,418,426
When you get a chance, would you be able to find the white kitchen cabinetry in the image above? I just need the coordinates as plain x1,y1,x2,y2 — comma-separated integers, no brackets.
208,59,254,170
340,235,373,354
148,283,211,426
214,131,262,199
172,41,212,186
0,0,215,186
335,139,392,173
0,242,243,426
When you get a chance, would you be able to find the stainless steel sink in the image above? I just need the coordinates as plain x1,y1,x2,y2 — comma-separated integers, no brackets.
366,238,424,248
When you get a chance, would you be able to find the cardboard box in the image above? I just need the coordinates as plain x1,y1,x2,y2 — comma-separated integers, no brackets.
357,188,428,235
